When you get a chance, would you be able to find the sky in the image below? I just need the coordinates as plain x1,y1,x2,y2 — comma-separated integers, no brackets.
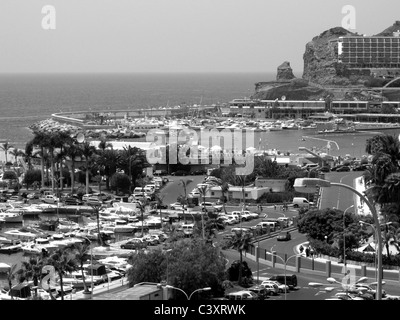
0,0,399,74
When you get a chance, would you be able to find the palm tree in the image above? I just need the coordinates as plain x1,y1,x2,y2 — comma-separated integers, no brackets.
64,143,82,194
0,141,13,165
46,248,77,300
6,264,18,299
29,131,50,189
96,148,119,190
136,199,149,237
220,182,230,214
79,141,97,195
364,134,400,260
15,256,43,298
98,138,113,152
71,242,91,293
179,179,193,225
9,148,24,166
154,192,166,230
230,232,253,285
197,183,209,239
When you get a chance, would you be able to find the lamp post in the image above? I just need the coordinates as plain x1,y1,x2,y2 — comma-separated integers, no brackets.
266,252,300,300
343,204,354,273
165,285,211,300
294,177,383,300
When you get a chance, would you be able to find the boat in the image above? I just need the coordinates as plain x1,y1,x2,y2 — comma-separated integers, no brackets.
0,211,23,223
0,243,23,254
3,229,38,241
33,203,57,214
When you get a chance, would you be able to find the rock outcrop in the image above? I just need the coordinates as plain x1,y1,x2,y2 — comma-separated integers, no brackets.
374,20,400,36
302,27,357,86
276,61,296,81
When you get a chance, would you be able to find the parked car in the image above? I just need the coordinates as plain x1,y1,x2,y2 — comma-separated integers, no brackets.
40,195,59,204
64,197,83,206
258,283,279,296
226,290,260,300
336,166,351,172
171,170,189,176
142,234,160,246
248,285,269,300
86,197,103,206
27,192,41,200
268,274,298,289
120,238,147,250
169,202,184,210
81,194,92,202
277,231,291,241
318,166,331,173
190,169,206,175
261,280,289,293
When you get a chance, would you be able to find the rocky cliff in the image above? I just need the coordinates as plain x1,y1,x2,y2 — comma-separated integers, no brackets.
302,27,357,86
276,61,296,81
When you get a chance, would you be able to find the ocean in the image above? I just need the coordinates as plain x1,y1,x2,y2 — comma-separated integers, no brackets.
0,72,271,151
1,72,399,162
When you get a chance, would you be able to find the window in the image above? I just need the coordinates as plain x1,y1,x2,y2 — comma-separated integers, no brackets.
211,192,215,196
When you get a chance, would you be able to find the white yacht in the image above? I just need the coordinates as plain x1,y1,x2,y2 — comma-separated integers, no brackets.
0,210,23,223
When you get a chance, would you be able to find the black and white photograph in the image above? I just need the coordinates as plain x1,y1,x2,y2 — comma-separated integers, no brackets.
1,0,400,309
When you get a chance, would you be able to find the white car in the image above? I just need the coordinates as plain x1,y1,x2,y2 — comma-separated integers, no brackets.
261,280,289,293
224,214,239,224
221,216,236,225
170,202,185,210
41,195,59,204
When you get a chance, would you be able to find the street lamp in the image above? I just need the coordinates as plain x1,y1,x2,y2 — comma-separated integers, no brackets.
343,204,354,273
266,252,300,300
165,285,211,300
294,177,383,300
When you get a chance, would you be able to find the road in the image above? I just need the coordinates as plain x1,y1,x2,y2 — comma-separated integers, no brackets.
319,171,362,211
158,175,205,205
157,173,400,299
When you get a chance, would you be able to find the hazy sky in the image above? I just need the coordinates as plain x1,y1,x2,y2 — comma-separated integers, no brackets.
1,0,399,74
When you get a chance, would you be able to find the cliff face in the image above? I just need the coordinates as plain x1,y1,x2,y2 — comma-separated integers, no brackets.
302,27,356,86
374,20,400,36
276,61,296,81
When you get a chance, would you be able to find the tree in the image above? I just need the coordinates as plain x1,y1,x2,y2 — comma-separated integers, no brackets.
15,256,44,298
45,248,77,300
127,239,227,299
71,242,91,293
96,148,119,190
79,141,97,195
6,264,18,299
24,169,42,189
136,199,149,237
154,192,166,230
220,182,230,214
0,141,13,165
64,143,82,194
110,172,131,194
9,148,24,165
364,134,400,260
179,179,193,224
229,232,253,285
